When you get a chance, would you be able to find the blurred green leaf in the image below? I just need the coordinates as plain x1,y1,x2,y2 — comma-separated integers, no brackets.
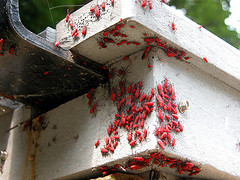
169,0,239,49
19,0,87,34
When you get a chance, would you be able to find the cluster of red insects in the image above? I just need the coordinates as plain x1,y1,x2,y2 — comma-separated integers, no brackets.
97,22,190,67
55,13,87,47
94,79,149,153
136,0,171,11
97,21,140,49
0,38,15,56
137,0,153,10
90,0,114,17
92,0,210,64
91,76,182,152
98,152,200,176
154,79,182,150
141,35,190,66
55,0,209,63
55,0,115,47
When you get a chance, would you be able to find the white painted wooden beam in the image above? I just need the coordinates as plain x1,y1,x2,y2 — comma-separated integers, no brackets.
56,1,240,178
56,0,240,91
0,106,32,180
28,47,240,179
2,0,240,180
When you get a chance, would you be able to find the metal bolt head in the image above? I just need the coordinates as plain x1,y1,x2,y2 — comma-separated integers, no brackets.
178,100,189,113
0,151,8,161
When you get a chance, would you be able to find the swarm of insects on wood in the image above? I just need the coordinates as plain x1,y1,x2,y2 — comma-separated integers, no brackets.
97,151,200,176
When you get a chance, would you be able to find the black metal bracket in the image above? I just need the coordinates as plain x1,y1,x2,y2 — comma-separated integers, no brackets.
0,0,108,116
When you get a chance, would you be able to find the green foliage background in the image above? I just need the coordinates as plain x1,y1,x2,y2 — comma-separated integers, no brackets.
19,0,88,34
169,0,239,48
20,0,239,48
